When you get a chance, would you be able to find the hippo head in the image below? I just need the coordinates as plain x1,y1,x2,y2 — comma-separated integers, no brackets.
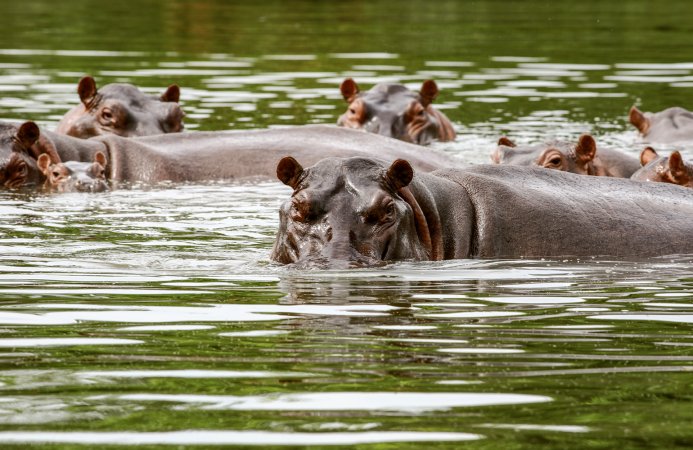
630,147,693,188
0,121,58,189
56,76,185,138
337,78,455,145
37,151,109,193
491,135,598,175
629,105,693,142
271,156,432,268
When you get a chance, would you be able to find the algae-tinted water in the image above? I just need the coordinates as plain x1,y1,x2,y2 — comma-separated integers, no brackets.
0,1,692,449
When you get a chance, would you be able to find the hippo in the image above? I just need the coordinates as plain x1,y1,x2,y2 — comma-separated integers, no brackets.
337,78,456,145
270,157,693,267
0,122,62,189
36,152,109,193
629,106,693,143
56,76,184,139
631,147,693,188
491,135,641,178
1,122,464,188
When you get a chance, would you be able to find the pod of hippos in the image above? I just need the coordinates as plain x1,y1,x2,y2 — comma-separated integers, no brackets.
1,76,692,265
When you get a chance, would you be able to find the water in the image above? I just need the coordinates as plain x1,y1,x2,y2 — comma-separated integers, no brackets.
1,1,693,448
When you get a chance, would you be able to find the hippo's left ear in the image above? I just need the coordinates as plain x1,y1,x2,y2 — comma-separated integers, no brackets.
94,151,108,167
277,156,304,189
37,154,52,175
386,159,414,190
78,76,98,107
629,106,650,134
340,78,360,102
160,84,180,103
419,80,439,107
16,121,40,150
669,151,688,180
640,147,658,166
497,136,516,147
575,135,597,163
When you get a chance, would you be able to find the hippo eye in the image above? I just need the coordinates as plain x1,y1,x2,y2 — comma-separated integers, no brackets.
548,157,562,166
99,169,105,177
101,108,114,121
349,108,356,115
52,171,60,178
417,109,425,116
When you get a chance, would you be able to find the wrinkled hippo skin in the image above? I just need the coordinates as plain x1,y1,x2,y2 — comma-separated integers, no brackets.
337,78,456,145
16,124,464,186
271,157,693,267
56,76,184,138
491,135,640,178
631,147,693,188
629,106,693,143
36,152,109,193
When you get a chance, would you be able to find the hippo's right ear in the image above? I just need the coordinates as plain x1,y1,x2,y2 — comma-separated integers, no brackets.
16,121,40,150
160,84,180,103
575,134,597,163
640,147,658,166
668,151,688,181
386,159,414,190
37,154,52,174
78,76,98,107
629,106,650,134
419,80,439,107
340,78,360,102
277,156,304,189
94,151,108,167
497,136,516,147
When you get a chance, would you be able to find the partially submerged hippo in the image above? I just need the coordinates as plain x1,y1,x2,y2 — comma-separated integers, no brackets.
629,106,693,143
36,152,109,193
4,122,464,187
0,122,61,189
491,135,640,178
56,76,184,138
337,78,456,145
631,147,693,188
271,157,693,267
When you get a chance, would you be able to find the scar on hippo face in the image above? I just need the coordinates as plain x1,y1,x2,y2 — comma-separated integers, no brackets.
56,75,185,138
632,147,693,188
37,151,109,193
337,78,455,145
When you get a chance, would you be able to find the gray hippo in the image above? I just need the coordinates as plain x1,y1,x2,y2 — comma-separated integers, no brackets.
629,106,693,143
56,76,184,138
270,157,693,267
2,122,464,188
0,122,62,189
337,78,456,145
631,147,693,188
491,135,640,178
36,152,109,193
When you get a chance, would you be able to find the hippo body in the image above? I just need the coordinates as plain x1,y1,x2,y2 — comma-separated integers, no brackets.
44,125,464,185
630,106,693,143
492,136,640,178
56,76,184,139
271,157,693,267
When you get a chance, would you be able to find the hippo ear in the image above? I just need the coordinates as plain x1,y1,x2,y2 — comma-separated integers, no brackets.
94,151,108,167
668,151,687,180
419,80,439,107
277,156,304,188
629,106,650,134
497,136,516,147
575,134,597,163
37,153,52,174
16,121,40,149
340,78,360,102
78,76,98,106
386,159,414,190
160,84,180,103
640,147,658,166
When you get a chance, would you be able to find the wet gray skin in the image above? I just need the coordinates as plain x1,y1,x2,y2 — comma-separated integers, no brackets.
491,135,641,178
629,106,693,143
271,157,693,268
631,147,693,188
56,76,184,139
337,79,456,145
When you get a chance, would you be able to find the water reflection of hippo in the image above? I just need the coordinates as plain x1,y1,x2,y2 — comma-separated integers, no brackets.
337,78,456,145
631,147,693,188
629,106,693,143
56,76,185,139
4,122,464,187
271,157,693,267
491,135,640,178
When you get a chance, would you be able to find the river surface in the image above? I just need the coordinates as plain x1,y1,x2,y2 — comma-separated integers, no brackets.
0,1,692,449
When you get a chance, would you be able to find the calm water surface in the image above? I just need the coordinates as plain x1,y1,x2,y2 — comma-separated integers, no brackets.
0,1,692,449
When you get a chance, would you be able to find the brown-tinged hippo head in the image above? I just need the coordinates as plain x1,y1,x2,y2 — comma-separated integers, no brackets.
56,76,185,138
631,147,693,188
491,135,601,175
0,121,61,189
271,156,431,268
36,151,109,193
629,106,693,143
336,78,456,145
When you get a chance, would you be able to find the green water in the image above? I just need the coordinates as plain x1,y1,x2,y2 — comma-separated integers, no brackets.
0,1,692,448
